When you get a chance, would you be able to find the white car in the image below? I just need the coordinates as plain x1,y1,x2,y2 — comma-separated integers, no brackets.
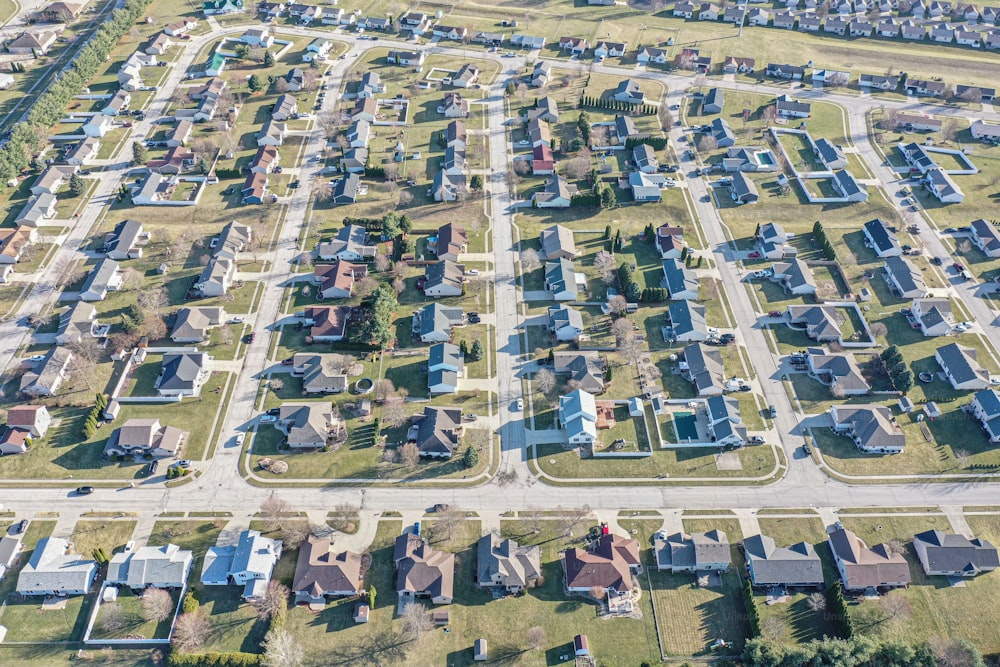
235,433,245,445
467,269,480,276
664,178,677,187
960,321,975,329
515,398,524,411
230,316,245,324
517,139,530,145
299,113,311,118
26,354,45,362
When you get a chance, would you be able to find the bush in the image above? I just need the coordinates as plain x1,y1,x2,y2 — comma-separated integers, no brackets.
617,264,641,302
182,591,199,614
463,446,478,468
167,652,262,666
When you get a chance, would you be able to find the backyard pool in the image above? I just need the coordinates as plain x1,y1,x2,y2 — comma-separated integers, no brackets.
673,411,698,441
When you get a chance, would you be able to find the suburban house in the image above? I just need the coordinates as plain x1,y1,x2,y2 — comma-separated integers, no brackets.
722,147,778,173
970,219,1000,257
544,258,581,301
79,259,124,302
16,537,97,596
656,224,688,260
530,61,551,88
681,343,725,397
453,63,479,87
431,171,466,202
912,530,999,578
828,404,906,453
7,30,57,56
633,144,659,173
330,174,362,205
214,222,252,263
765,63,806,79
413,303,464,343
665,301,708,342
196,258,235,297
103,418,186,458
6,405,51,438
936,342,990,390
442,92,469,118
291,354,349,395
272,94,298,121
706,395,746,447
775,94,811,118
813,137,846,169
302,305,351,342
653,530,731,572
387,50,425,67
257,120,286,147
548,304,584,341
317,225,375,261
292,535,364,604
859,74,900,90
563,533,640,597
806,351,871,395
201,529,282,600
744,534,824,588
863,218,901,257
636,47,669,64
594,41,628,59
559,36,589,53
553,352,605,393
832,169,868,202
828,526,911,592
346,119,371,148
427,342,463,395
155,352,210,398
395,533,455,605
31,165,77,197
312,260,366,300
770,258,816,296
20,347,73,397
722,56,756,73
971,388,1000,442
55,302,102,345
711,118,737,147
423,260,465,298
910,298,953,336
787,305,843,342
729,172,759,204
430,223,468,262
629,172,663,202
612,79,644,104
559,388,598,445
756,222,796,260
924,168,964,203
409,406,463,458
16,193,58,226
662,259,699,300
170,306,226,343
104,219,146,261
883,255,928,299
107,544,193,589
971,120,1000,140
476,534,541,594
340,147,368,174
102,89,131,116
277,403,337,448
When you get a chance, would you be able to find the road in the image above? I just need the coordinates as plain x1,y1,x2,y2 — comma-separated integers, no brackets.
4,26,1000,517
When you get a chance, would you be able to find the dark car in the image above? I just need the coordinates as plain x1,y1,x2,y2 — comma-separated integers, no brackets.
802,443,812,455
931,256,943,265
768,405,777,418
953,263,965,272
245,332,255,344
13,519,28,534
289,180,300,189
266,407,281,416
719,333,736,344
281,358,294,366
75,486,95,495
148,461,159,475
429,504,450,513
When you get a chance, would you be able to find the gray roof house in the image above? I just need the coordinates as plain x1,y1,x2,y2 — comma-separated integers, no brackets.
544,258,579,301
756,222,796,260
540,225,576,261
170,306,226,343
744,534,824,588
20,347,73,397
863,218,901,258
79,259,123,302
476,534,541,593
970,219,1000,258
786,305,843,342
277,403,336,448
882,256,927,299
911,298,953,337
553,352,605,393
394,533,455,605
55,301,100,345
559,388,598,445
706,395,746,447
703,87,724,114
662,259,699,300
770,258,816,295
423,259,465,298
428,342,463,395
103,418,186,458
612,80,644,105
201,529,283,600
414,304,464,343
711,118,736,147
107,543,194,589
666,301,708,342
912,530,999,577
632,143,658,173
682,343,724,397
105,219,145,260
729,172,759,204
410,406,463,458
317,225,375,261
813,137,845,168
17,537,97,596
807,352,871,395
155,352,210,398
971,388,1000,442
936,342,990,390
293,354,349,395
548,304,584,342
829,404,905,453
832,169,868,202
653,530,731,572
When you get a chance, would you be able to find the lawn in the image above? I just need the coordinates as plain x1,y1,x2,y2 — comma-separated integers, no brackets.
70,520,138,560
91,588,180,640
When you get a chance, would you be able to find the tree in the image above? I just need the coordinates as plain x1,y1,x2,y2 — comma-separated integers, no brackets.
469,340,484,362
588,585,606,601
698,135,718,152
929,637,984,667
593,250,617,284
262,628,304,667
69,173,86,197
399,442,420,467
141,587,174,622
564,153,592,179
173,611,211,652
955,448,971,469
941,119,959,143
534,369,556,395
470,174,483,191
252,581,290,621
869,322,888,337
329,502,359,532
263,50,275,67
400,602,434,640
374,379,396,403
463,446,478,468
881,594,911,623
807,591,827,612
761,615,787,642
599,184,617,209
557,506,591,538
608,295,627,315
99,602,128,633
373,254,392,273
526,626,547,651
248,74,266,92
354,276,379,300
131,141,148,166
520,248,541,272
367,284,398,348
260,493,291,533
894,370,914,394
611,318,636,348
382,394,409,429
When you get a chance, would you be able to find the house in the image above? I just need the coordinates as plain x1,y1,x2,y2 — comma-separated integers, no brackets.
201,529,282,600
277,403,338,447
312,261,366,300
924,168,965,203
170,306,226,343
431,171,466,202
257,120,286,147
16,537,97,596
302,305,351,342
674,1,696,17
905,78,947,97
0,535,23,578
471,31,505,46
629,172,663,202
102,89,131,116
190,77,226,101
813,137,846,169
433,25,467,41
863,218,901,257
292,536,363,603
203,0,244,14
787,305,843,342
395,534,455,604
328,173,360,206
410,406,463,458
553,351,605,393
164,18,198,36
971,119,1000,141
7,405,51,438
427,342,463,395
423,260,465,298
705,394,745,447
357,72,384,100
216,222,251,260
711,117,737,148
900,19,926,39
477,534,541,593
722,56,756,74
7,30,57,56
445,120,467,149
346,119,371,148
825,16,848,34
548,304,585,341
83,115,113,138
103,219,144,261
883,256,927,299
612,79,644,104
729,172,759,204
0,426,29,455
65,138,101,167
894,113,943,132
79,258,123,302
593,41,627,59
666,301,708,342
531,144,555,175
956,85,996,102
807,351,871,395
929,21,955,42
775,94,811,118
0,225,35,264
698,3,721,20
453,64,479,88
744,534,825,588
829,527,911,592
14,193,56,227
723,147,778,173
637,47,669,64
911,298,953,336
283,68,304,93
898,142,937,174
656,224,688,259
812,70,851,90
912,530,999,577
400,12,431,34
147,146,197,175
204,53,227,78
724,6,745,23
654,530,731,572
20,347,72,397
832,169,868,202
849,18,874,35
773,11,797,28
615,115,641,141
528,117,552,147
559,388,598,444
41,0,87,21
31,165,77,196
155,352,209,398
971,389,1000,442
563,533,640,596
765,63,806,80
107,544,193,589
937,342,990,390
559,36,589,54
662,258,699,300
442,93,469,118
532,176,575,208
387,50,425,68
829,404,906,453
545,258,579,301
250,145,279,176
257,2,284,19
442,144,466,175
682,343,725,397
969,218,1000,259
413,303,464,343
756,222,796,259
196,258,235,297
318,225,374,262
530,61,551,88
165,120,193,149
350,98,377,125
303,38,332,62
271,94,298,122
241,27,273,48
859,74,900,90
703,88,724,114
291,353,349,395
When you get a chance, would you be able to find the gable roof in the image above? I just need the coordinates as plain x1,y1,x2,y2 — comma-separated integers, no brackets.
413,406,462,455
937,342,987,385
293,535,363,594
913,530,999,575
477,534,542,589
743,534,823,585
394,533,455,599
829,527,911,588
564,534,639,592
107,544,192,588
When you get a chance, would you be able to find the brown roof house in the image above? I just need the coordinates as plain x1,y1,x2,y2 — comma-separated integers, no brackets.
563,533,640,598
428,223,468,262
394,533,455,604
476,534,541,594
292,534,365,604
277,403,337,449
407,406,463,458
103,418,186,458
828,526,911,592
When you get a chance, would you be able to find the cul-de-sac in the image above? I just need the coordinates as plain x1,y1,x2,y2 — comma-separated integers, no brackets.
0,0,999,664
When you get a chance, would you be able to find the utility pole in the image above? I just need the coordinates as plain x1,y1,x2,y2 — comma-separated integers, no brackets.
738,1,750,37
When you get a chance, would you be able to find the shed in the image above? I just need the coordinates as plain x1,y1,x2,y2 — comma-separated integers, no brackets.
103,400,121,422
628,397,643,417
103,586,119,602
923,402,942,419
353,602,369,623
358,399,372,417
897,396,914,413
574,634,590,656
474,638,488,661
432,609,450,626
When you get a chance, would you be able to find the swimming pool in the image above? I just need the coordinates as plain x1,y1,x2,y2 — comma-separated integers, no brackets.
673,411,698,441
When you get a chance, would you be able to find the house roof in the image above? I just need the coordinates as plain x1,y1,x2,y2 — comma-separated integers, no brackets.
786,305,842,341
158,353,207,392
615,115,638,138
808,352,871,393
730,171,758,200
314,260,365,296
107,544,192,588
548,303,584,332
884,255,926,295
667,301,707,338
684,343,724,394
428,342,462,371
394,533,455,599
937,342,987,385
7,405,47,430
863,218,899,255
656,530,731,569
974,388,1000,418
477,534,541,589
17,537,96,594
293,535,363,594
744,534,824,585
913,530,999,574
416,303,463,338
545,258,576,294
831,405,905,451
559,388,597,422
540,224,575,258
170,306,225,340
828,527,911,589
424,259,464,292
773,258,815,292
279,402,333,446
321,224,370,257
662,258,699,296
971,219,1000,254
305,305,350,340
564,534,639,593
552,352,604,393
231,529,281,578
413,406,462,455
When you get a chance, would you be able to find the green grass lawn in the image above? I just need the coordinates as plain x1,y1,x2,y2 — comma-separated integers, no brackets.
91,588,180,640
70,520,138,560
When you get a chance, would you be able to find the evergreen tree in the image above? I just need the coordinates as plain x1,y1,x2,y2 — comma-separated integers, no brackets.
463,446,479,468
470,340,484,362
263,50,275,67
69,173,86,197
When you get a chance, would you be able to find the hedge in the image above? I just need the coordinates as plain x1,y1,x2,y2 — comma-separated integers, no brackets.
167,652,262,666
742,578,761,638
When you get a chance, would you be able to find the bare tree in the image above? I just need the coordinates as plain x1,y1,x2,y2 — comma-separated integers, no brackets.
929,637,981,667
314,182,333,202
329,502,359,532
658,105,674,131
762,104,777,128
526,626,547,651
269,378,285,392
941,119,959,143
563,154,592,180
955,448,971,469
280,521,312,549
274,77,290,94
430,507,464,544
881,594,911,622
519,248,541,272
608,295,627,315
316,112,340,140
374,379,396,403
252,581,290,621
399,442,420,467
869,322,888,337
534,369,556,396
807,591,827,613
697,135,718,152
354,276,379,299
382,394,409,428
99,602,129,633
141,588,174,623
400,602,434,640
611,318,636,348
262,628,304,667
588,585,606,601
557,506,591,537
392,276,405,295
761,615,787,642
173,611,212,652
593,250,617,284
260,494,291,533
399,190,414,206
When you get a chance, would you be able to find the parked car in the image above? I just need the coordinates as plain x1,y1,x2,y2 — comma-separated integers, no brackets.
175,460,192,469
747,436,765,445
26,354,45,362
148,461,159,475
767,310,781,317
260,415,277,424
429,504,450,513
515,398,524,411
768,405,777,418
802,443,812,455
719,333,736,344
245,332,255,344
235,433,245,445
281,359,294,366
13,519,29,534
266,408,281,416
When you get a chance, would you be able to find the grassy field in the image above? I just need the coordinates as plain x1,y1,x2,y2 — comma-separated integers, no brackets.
70,520,138,560
91,588,180,640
